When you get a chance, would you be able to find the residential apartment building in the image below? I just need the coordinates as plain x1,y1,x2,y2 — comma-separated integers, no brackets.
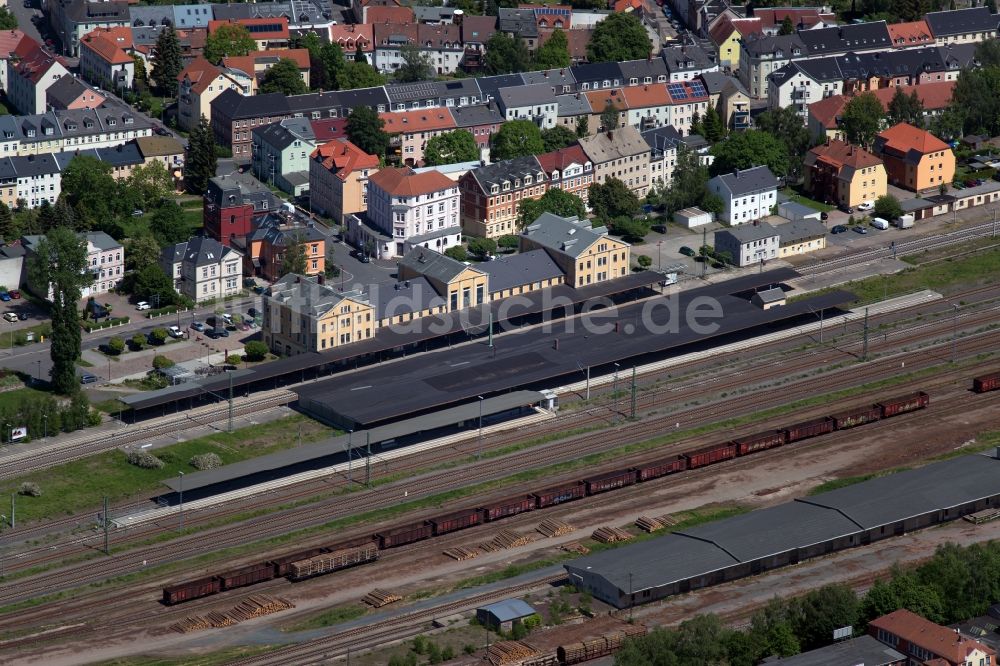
709,15,763,70
519,213,630,287
46,75,105,110
872,122,955,194
263,273,375,355
641,125,681,189
134,135,185,174
23,231,123,298
739,33,805,99
0,30,25,94
372,23,464,76
79,28,134,91
222,49,310,94
660,45,719,82
450,104,503,151
459,156,547,239
177,57,251,132
48,0,130,57
309,138,379,224
208,18,290,51
578,125,651,198
251,117,316,197
242,213,326,281
7,36,71,115
925,7,998,45
803,139,886,209
203,171,281,246
350,167,461,259
869,609,996,666
536,144,594,204
713,222,779,267
775,219,826,259
497,83,559,129
807,81,956,142
381,109,456,167
707,165,779,225
0,100,153,157
161,236,243,303
0,153,60,208
887,19,934,48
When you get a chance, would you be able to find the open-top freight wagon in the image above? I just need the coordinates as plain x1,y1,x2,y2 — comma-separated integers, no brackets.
973,372,1000,393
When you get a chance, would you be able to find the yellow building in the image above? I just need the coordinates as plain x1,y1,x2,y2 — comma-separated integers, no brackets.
519,213,630,288
776,219,827,259
397,248,489,311
803,140,887,208
262,274,375,355
872,123,955,194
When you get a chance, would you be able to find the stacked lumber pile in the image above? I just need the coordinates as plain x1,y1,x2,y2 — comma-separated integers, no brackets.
537,519,574,538
965,508,1000,524
557,625,646,665
635,516,665,532
490,529,534,550
592,526,633,544
487,640,537,665
560,542,590,555
362,589,401,608
168,595,294,634
658,514,678,527
522,654,559,666
443,546,479,561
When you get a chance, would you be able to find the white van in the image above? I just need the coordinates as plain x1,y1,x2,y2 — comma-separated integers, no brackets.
871,217,889,230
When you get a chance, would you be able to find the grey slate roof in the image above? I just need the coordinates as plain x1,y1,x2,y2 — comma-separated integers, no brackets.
46,75,96,110
255,117,315,150
168,237,237,269
660,45,716,73
925,7,999,37
521,213,614,258
578,125,649,164
798,21,892,55
767,635,906,666
11,153,59,177
173,4,213,29
555,93,592,117
520,68,576,87
711,165,778,196
96,142,144,168
776,218,825,244
717,222,779,244
85,231,122,252
479,249,564,293
366,276,446,320
467,155,545,192
740,33,805,58
397,246,484,284
497,8,538,38
413,6,456,22
268,274,367,318
570,62,622,88
698,70,731,94
618,58,669,84
478,599,535,623
129,5,174,27
476,74,528,102
498,83,558,111
386,79,482,106
450,103,503,129
406,225,463,245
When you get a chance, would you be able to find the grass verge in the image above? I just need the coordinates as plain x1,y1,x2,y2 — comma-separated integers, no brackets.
89,645,279,666
282,603,367,632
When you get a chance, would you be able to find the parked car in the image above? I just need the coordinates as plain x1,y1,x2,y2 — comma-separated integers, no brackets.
79,373,98,384
190,321,205,332
131,209,143,217
17,312,27,321
0,292,10,302
679,246,695,256
247,308,259,319
820,212,829,220
9,289,20,299
3,312,17,322
207,327,229,339
136,301,151,310
167,325,183,338
856,201,874,211
853,225,868,234
965,179,978,188
154,127,170,137
838,204,854,214
831,225,848,234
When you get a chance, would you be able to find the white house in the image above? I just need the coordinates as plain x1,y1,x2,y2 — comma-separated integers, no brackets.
714,222,780,267
22,231,123,299
707,165,779,225
497,84,559,130
161,236,243,304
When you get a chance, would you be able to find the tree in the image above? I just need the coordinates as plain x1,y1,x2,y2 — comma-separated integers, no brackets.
424,130,479,166
534,29,571,69
498,235,519,251
296,32,342,91
126,161,173,209
184,115,218,194
886,87,924,127
259,58,307,95
873,194,903,220
60,155,118,229
788,584,860,651
107,337,125,355
541,125,578,151
338,60,386,90
131,332,146,350
0,201,13,242
346,106,390,157
701,107,724,142
467,237,497,259
975,38,1000,68
204,23,256,64
517,188,587,227
244,340,268,362
657,146,716,215
779,15,795,34
150,202,191,247
600,103,620,132
395,44,435,83
840,92,885,148
131,264,177,306
152,26,182,96
636,254,652,269
149,328,168,346
710,130,789,177
125,235,162,274
587,13,651,63
755,106,811,178
280,236,308,276
607,215,650,242
589,178,640,220
444,245,467,262
0,7,17,31
491,120,544,160
689,111,703,138
483,33,530,75
27,227,88,394
576,115,589,138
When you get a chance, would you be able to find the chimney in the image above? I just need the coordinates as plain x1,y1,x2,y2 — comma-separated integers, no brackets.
734,167,739,178
317,273,325,285
607,130,614,141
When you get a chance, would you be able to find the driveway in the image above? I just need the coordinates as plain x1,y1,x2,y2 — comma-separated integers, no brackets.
327,239,397,290
10,0,44,47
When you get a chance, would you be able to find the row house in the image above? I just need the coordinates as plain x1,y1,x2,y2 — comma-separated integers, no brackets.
497,83,559,130
381,108,456,166
661,45,719,82
803,139,887,209
450,104,503,152
207,18,290,51
48,0,129,57
79,28,135,91
45,75,106,111
555,93,592,134
585,87,629,133
887,19,934,48
536,144,593,204
211,0,336,35
309,138,379,225
709,15,763,70
385,78,482,112
7,35,70,115
53,143,144,182
0,100,152,157
0,30,25,94
925,6,999,45
701,73,751,131
713,222,779,267
177,57,252,132
161,236,243,304
251,117,316,196
329,24,374,64
372,23,464,76
641,125,681,189
578,126,651,198
203,171,282,246
807,81,955,142
134,135,185,176
222,49,311,94
348,166,461,259
0,153,61,209
872,122,955,194
22,231,123,298
459,15,500,71
459,156,546,239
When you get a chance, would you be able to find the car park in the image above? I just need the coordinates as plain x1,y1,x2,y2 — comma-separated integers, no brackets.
3,313,17,323
853,225,868,234
190,321,205,332
136,301,150,310
167,325,183,338
831,225,848,234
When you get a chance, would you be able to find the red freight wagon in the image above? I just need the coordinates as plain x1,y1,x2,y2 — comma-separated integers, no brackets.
635,455,686,481
162,576,219,605
783,417,834,443
218,562,275,590
877,391,930,417
584,469,637,495
532,482,586,508
684,442,737,469
428,508,482,535
733,430,785,455
269,548,327,577
481,495,536,521
376,522,433,549
830,406,881,430
973,372,1000,393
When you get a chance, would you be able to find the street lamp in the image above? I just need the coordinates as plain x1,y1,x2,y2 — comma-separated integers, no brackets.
477,396,484,460
178,471,184,531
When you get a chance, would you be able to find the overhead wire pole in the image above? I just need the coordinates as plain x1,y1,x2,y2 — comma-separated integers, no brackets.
630,366,637,420
104,495,109,555
364,432,371,488
862,308,870,361
952,303,959,363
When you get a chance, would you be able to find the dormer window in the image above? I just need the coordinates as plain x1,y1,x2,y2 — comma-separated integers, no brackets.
491,184,499,194
124,116,133,124
629,77,638,85
525,175,532,185
514,179,520,187
502,182,510,191
602,79,610,88
26,129,34,137
108,118,116,126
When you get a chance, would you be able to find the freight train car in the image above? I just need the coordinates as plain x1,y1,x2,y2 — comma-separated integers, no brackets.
973,372,1000,393
733,431,785,455
635,455,686,481
287,543,379,581
376,522,433,549
269,548,327,577
830,406,881,430
584,469,637,495
481,495,536,521
783,417,834,443
428,508,483,536
218,563,275,591
684,442,738,468
162,576,220,605
532,481,586,508
877,391,929,417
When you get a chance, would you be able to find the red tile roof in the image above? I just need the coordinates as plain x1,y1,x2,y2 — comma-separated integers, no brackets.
380,109,456,134
809,82,955,129
876,121,950,155
869,610,995,666
888,20,933,46
536,144,590,175
312,138,379,181
329,24,374,52
369,167,454,197
11,35,66,85
614,0,643,13
310,118,348,142
81,31,133,65
808,139,883,170
622,83,670,107
365,5,414,24
753,7,835,29
85,26,133,50
0,29,25,58
178,56,223,95
585,88,629,113
222,48,310,76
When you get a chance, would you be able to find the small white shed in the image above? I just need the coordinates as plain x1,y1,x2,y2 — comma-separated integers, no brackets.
673,207,713,228
777,201,822,222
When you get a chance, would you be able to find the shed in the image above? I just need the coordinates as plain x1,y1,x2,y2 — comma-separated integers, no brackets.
673,207,713,228
158,365,196,385
777,201,822,222
752,287,786,310
476,599,536,631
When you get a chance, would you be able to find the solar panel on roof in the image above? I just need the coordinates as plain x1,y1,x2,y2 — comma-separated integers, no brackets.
667,83,687,99
687,81,707,96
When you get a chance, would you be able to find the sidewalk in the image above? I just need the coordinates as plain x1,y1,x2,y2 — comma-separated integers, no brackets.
81,332,251,383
